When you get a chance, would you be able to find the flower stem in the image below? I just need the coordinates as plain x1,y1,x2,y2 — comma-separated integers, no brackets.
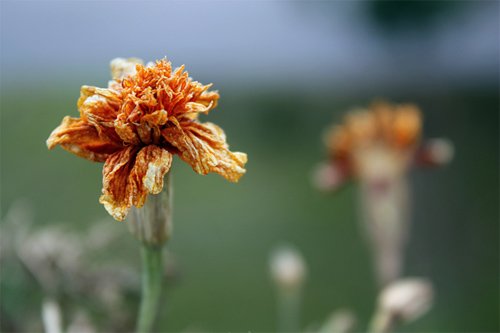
277,288,301,332
130,173,173,333
368,310,395,333
137,244,163,333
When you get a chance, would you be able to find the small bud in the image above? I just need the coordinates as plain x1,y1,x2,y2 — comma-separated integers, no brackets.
416,138,454,167
370,278,433,332
379,278,433,323
312,162,349,192
319,309,356,333
270,245,307,291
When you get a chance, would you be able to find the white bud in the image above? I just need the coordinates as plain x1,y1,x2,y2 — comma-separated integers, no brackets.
379,278,433,323
270,245,307,290
319,309,356,333
312,162,347,191
426,138,454,166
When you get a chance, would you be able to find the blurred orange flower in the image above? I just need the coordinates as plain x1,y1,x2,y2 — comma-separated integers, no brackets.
47,58,247,221
326,100,422,165
323,101,421,179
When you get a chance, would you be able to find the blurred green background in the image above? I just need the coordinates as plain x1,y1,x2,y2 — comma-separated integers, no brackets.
1,1,498,332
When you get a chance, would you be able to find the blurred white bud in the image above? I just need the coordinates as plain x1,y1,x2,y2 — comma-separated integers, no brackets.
270,245,307,290
425,138,454,166
415,138,454,168
379,278,433,323
312,162,348,192
319,309,356,333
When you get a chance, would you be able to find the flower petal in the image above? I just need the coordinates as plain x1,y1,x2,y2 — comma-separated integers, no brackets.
77,86,123,143
46,116,122,162
162,121,247,182
99,145,172,221
391,105,421,149
128,145,173,207
99,147,137,221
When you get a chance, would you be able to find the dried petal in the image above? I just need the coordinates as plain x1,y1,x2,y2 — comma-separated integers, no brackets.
114,113,140,145
99,146,137,221
162,121,247,182
47,116,122,162
128,145,173,207
99,146,173,221
77,86,123,143
391,105,421,149
345,109,377,146
120,59,219,122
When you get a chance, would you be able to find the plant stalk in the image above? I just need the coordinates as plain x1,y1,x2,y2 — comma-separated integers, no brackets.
137,244,163,333
129,172,173,333
277,288,301,332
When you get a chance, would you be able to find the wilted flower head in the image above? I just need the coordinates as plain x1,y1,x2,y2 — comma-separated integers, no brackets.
314,100,453,191
47,58,247,221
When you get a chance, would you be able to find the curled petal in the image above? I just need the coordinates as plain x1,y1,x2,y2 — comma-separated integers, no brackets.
77,86,123,143
78,85,122,111
345,109,377,146
391,105,421,149
99,146,172,221
115,113,140,145
137,110,169,144
128,145,173,207
162,121,247,182
325,125,351,159
46,116,122,162
99,147,137,221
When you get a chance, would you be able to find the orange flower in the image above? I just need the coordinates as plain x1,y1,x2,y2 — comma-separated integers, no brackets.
324,100,422,177
47,58,247,221
326,101,422,160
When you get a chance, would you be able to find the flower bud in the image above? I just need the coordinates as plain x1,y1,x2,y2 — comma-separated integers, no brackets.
416,138,454,167
378,278,433,323
269,245,307,291
319,309,356,333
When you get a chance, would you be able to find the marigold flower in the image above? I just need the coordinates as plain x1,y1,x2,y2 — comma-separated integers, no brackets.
324,100,422,179
47,58,247,221
315,100,453,286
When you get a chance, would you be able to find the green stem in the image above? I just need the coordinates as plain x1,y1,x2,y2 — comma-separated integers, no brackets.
368,310,395,333
136,244,163,333
277,288,301,332
130,173,172,332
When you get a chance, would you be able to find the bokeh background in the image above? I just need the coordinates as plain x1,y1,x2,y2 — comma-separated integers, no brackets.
1,1,498,332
